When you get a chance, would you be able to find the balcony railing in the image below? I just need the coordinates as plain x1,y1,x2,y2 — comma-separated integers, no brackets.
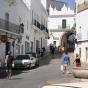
45,27,49,33
58,25,71,31
0,18,19,34
33,19,48,33
37,21,41,29
41,24,45,30
33,19,41,29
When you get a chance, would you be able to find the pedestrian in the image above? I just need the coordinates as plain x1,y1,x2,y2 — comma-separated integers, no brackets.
5,51,14,79
49,44,53,54
42,47,46,53
73,53,81,67
63,51,70,73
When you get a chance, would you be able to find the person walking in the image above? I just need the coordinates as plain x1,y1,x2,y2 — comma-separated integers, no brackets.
5,51,14,79
73,53,81,67
63,51,70,73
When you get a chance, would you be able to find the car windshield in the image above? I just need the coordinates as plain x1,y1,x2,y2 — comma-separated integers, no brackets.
15,55,30,60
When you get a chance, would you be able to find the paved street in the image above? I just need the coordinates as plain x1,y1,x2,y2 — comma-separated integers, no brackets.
0,53,87,88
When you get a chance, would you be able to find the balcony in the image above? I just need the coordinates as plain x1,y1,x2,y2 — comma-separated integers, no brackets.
0,18,19,34
45,27,49,33
32,20,48,34
58,25,71,31
41,24,45,30
32,19,41,31
50,25,71,32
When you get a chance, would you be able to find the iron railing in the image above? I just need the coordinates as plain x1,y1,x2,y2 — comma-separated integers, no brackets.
0,18,19,34
33,19,48,33
58,25,71,32
41,24,45,30
33,19,41,29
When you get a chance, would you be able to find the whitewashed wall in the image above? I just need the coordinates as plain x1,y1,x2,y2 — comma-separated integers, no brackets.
76,9,88,62
48,4,75,47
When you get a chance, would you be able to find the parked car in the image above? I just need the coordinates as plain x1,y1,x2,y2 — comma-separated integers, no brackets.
26,52,39,67
14,55,31,69
14,54,39,69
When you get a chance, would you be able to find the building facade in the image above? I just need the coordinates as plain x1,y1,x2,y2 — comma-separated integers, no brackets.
0,0,48,65
75,0,88,62
47,0,75,52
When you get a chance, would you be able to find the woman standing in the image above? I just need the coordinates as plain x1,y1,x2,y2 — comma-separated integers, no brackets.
73,53,81,67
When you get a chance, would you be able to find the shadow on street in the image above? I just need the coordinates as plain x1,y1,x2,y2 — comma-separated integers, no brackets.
0,52,63,79
0,68,30,79
39,52,63,67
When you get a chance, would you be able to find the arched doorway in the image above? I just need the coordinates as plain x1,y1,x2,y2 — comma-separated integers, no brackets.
60,31,75,52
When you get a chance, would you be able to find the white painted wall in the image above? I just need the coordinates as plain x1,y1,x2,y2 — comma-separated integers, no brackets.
48,4,75,47
31,0,48,52
76,8,88,62
0,0,48,57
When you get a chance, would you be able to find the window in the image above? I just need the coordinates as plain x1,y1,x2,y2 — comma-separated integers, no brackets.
62,19,66,28
5,13,9,30
21,45,23,55
31,41,33,52
25,41,30,53
16,44,20,55
5,13,9,21
79,48,81,58
86,47,88,62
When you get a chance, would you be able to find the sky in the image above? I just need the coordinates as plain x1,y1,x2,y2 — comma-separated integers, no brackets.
56,0,75,10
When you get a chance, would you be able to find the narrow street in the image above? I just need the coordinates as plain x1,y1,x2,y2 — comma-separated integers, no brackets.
0,54,74,88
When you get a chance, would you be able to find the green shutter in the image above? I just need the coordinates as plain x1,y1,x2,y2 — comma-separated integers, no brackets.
62,19,66,28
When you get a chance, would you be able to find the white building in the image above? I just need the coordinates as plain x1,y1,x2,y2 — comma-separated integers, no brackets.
30,0,48,53
0,0,48,63
75,0,88,62
47,0,75,52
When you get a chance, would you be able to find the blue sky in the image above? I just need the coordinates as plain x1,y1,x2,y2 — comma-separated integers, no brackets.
57,0,75,10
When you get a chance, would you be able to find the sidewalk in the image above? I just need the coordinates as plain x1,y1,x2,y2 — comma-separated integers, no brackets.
42,82,88,88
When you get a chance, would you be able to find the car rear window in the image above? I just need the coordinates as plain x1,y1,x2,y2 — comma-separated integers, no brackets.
15,55,30,60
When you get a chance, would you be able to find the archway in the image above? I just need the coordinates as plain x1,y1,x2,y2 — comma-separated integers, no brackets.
60,31,75,52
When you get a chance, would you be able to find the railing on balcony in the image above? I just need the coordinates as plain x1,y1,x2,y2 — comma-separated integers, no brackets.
0,18,19,34
33,19,48,33
58,25,71,31
45,27,49,33
36,21,40,29
41,24,45,30
33,19,41,29
50,25,71,32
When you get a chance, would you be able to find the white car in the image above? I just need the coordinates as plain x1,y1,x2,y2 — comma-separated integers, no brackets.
26,53,39,68
14,55,31,69
14,54,39,69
